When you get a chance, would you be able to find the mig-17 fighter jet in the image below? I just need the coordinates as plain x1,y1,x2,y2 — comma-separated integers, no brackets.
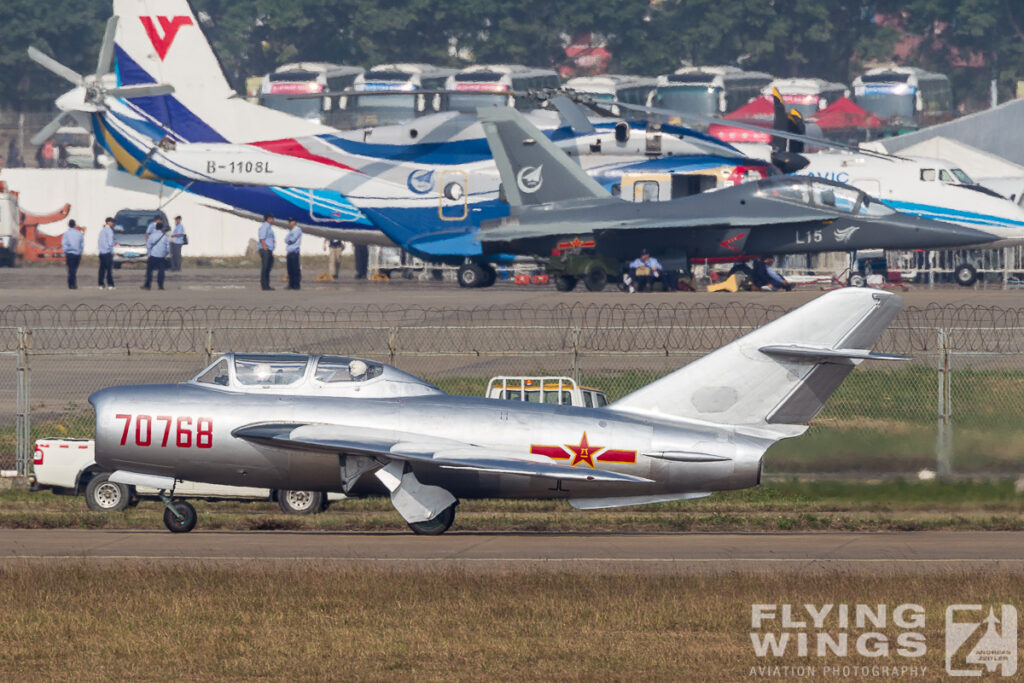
91,288,903,535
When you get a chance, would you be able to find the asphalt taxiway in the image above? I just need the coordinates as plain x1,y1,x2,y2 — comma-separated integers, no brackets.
2,530,1023,573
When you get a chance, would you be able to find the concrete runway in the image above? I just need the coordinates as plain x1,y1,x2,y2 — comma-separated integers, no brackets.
2,529,1023,572
2,263,1022,309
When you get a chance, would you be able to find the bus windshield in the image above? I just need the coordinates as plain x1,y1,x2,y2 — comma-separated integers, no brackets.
258,93,322,120
446,92,508,110
653,86,720,117
856,88,915,120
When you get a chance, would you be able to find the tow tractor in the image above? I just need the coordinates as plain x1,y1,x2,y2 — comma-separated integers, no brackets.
0,179,70,266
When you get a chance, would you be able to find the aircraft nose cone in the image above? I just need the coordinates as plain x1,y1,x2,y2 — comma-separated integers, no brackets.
891,213,997,248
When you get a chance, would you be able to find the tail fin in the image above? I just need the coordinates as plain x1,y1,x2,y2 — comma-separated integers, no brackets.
477,107,607,207
111,0,327,142
607,289,904,436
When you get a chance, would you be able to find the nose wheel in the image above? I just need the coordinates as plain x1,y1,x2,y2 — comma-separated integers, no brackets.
160,495,197,533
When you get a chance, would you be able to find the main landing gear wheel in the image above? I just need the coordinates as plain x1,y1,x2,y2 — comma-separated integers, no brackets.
555,275,577,291
163,501,197,533
955,263,978,287
277,490,324,515
407,504,457,535
458,263,488,288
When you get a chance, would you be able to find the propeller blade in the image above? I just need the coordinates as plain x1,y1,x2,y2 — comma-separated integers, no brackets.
30,114,68,146
108,84,175,99
787,108,806,155
548,95,595,134
27,46,84,86
770,88,788,153
95,16,119,78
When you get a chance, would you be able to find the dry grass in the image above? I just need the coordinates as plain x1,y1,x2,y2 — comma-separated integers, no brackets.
0,564,1020,681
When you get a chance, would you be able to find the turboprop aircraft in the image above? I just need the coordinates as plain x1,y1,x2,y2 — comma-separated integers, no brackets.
90,288,903,535
27,0,773,252
362,107,996,290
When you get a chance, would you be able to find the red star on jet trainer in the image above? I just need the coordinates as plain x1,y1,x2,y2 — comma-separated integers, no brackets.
566,432,600,468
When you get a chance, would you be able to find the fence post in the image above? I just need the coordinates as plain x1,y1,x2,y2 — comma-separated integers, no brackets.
936,328,953,478
15,327,31,477
571,326,581,383
204,328,214,363
388,327,398,366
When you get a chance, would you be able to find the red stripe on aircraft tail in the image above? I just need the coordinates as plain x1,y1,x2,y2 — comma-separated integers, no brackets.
249,139,359,173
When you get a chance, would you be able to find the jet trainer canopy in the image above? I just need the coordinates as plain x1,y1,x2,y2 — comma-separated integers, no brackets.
755,176,895,217
190,353,441,398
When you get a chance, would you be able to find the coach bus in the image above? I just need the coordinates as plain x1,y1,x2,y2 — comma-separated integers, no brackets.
852,67,953,131
564,74,657,115
766,78,849,118
332,63,457,128
258,63,364,122
650,66,773,118
443,64,561,111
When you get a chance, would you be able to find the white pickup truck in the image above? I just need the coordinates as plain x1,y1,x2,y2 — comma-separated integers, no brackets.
32,438,340,514
485,376,609,408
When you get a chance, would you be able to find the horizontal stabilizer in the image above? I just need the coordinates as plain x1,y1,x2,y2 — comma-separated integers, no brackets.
758,345,909,362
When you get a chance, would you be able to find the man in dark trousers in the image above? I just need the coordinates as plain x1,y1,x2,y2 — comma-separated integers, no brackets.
142,222,170,290
97,216,116,289
61,220,84,289
284,217,302,290
257,214,275,290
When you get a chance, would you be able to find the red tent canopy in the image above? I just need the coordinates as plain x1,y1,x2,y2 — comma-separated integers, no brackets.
708,95,775,144
810,97,882,130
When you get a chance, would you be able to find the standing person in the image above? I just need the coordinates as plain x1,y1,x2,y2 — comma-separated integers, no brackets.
324,237,344,281
285,218,302,290
146,215,163,238
142,222,170,290
257,214,276,290
169,215,187,272
97,216,116,290
40,138,55,168
61,220,84,289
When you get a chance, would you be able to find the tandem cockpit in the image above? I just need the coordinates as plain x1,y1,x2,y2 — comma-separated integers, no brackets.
755,176,896,217
189,353,443,398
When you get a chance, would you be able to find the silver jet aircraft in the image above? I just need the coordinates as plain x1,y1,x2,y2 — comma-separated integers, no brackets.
91,289,902,534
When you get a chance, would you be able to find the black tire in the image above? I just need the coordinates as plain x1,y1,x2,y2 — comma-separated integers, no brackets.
955,263,978,287
277,490,324,515
583,267,607,292
113,262,122,269
457,263,485,288
163,501,197,533
408,504,456,535
555,275,577,292
480,265,497,287
848,273,866,288
84,473,130,512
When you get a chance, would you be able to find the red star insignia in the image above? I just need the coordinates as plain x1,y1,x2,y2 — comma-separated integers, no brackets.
566,432,600,469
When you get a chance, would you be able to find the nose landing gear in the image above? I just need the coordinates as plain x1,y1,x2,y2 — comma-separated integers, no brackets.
159,490,197,533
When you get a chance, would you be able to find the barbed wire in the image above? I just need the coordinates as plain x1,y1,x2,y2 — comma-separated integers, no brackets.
3,302,1024,354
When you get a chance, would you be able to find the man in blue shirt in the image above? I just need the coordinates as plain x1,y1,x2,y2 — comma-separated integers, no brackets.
169,215,187,272
146,215,163,237
751,256,793,291
257,213,275,291
61,219,84,289
627,249,672,293
284,217,302,290
97,216,116,289
142,222,170,290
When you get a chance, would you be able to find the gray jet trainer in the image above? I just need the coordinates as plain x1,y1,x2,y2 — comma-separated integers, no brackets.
472,107,996,291
91,289,903,534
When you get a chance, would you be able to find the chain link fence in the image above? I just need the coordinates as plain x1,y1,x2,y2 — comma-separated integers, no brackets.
3,302,1024,478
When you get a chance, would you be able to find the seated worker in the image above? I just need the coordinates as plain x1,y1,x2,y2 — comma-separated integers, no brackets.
751,256,793,291
626,249,673,293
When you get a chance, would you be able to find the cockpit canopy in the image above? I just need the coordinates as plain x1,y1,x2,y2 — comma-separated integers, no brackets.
756,176,895,217
189,353,441,398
